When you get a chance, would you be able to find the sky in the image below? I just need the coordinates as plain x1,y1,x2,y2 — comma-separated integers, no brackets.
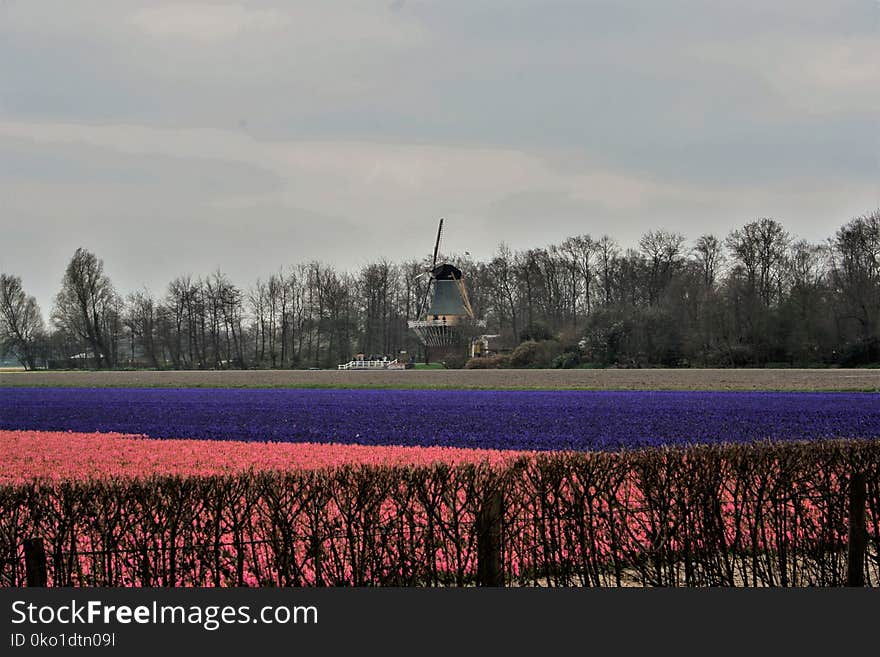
1,0,878,313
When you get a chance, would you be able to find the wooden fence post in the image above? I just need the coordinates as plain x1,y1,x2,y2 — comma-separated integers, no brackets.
477,487,504,587
23,538,48,587
846,470,867,587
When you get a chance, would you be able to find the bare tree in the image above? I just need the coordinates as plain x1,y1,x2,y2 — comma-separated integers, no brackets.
161,276,200,368
0,274,44,369
248,279,270,365
596,235,620,306
52,248,120,368
358,260,395,356
486,243,519,341
830,210,880,339
560,234,597,317
515,249,543,335
205,270,245,368
692,234,725,289
726,218,790,307
639,229,686,305
124,289,160,368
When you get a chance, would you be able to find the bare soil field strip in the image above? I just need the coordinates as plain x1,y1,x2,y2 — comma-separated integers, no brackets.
1,368,878,391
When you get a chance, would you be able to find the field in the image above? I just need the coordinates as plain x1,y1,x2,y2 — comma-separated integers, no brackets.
1,367,878,391
1,369,879,587
4,388,880,450
0,430,526,483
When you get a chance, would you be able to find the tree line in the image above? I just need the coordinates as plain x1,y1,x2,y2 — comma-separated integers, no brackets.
1,210,878,369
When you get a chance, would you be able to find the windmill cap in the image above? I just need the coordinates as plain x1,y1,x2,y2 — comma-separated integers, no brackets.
430,263,462,280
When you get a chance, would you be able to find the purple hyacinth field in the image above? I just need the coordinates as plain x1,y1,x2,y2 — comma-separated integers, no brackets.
2,387,879,451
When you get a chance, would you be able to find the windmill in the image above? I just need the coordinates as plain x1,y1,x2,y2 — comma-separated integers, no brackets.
408,219,482,353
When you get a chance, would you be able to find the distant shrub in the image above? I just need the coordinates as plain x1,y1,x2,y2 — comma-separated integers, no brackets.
556,326,583,352
553,351,581,369
509,340,563,368
465,355,510,369
442,353,468,369
582,313,630,366
519,323,553,342
839,337,880,367
726,344,757,367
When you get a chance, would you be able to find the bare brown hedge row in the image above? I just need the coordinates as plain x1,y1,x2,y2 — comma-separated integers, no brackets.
1,439,878,587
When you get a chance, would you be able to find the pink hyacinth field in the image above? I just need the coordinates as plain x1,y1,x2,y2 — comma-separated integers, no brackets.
0,429,529,484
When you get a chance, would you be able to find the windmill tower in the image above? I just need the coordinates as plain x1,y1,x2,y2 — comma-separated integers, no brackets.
408,219,483,355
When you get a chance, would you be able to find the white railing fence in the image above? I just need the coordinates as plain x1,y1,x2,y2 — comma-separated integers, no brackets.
338,359,402,370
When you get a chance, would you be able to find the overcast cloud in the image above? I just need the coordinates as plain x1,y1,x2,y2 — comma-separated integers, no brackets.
1,0,878,311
